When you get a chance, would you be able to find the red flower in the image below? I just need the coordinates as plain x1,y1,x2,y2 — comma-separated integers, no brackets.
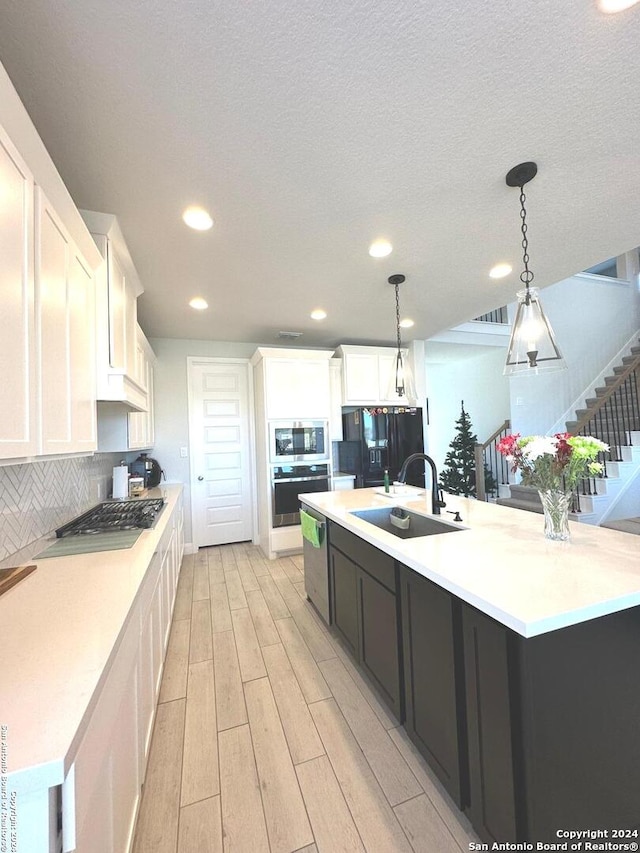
496,433,521,456
554,432,573,467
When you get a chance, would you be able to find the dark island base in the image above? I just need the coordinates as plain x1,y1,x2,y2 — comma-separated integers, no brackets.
463,602,640,843
322,518,640,844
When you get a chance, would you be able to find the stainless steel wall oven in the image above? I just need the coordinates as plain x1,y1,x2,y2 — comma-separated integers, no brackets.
271,464,330,527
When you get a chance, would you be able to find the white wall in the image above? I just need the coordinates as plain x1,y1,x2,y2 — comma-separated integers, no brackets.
509,274,640,436
425,346,511,475
603,475,640,522
149,337,260,546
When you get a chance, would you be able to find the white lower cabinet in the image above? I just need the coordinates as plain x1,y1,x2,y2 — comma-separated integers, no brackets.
62,493,184,853
332,475,355,490
137,552,162,777
69,612,140,853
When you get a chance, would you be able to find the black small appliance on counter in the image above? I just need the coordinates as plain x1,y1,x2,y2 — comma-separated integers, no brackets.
130,453,165,488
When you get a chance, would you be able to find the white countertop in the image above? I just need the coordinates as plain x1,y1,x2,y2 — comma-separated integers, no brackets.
0,485,182,788
299,488,640,638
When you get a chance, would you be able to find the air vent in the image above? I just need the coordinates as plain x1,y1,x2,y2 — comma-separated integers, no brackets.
277,331,303,340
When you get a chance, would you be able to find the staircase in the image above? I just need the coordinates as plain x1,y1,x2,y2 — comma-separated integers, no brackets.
497,340,640,525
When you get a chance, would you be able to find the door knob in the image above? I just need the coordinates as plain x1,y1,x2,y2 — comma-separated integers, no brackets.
197,475,204,481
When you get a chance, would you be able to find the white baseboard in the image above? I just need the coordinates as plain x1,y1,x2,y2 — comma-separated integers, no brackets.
183,542,197,555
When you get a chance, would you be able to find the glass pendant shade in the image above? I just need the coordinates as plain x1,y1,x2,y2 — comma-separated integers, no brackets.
387,348,418,402
504,286,567,376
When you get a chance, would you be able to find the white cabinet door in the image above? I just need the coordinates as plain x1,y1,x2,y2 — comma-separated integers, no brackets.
0,126,36,458
342,351,380,404
107,243,127,371
68,251,97,449
341,347,410,406
71,612,140,853
265,358,331,419
106,240,137,378
98,327,156,452
124,271,138,380
81,211,146,410
138,553,161,776
37,193,72,453
128,350,154,449
37,190,97,455
160,528,176,647
110,666,141,853
329,359,344,440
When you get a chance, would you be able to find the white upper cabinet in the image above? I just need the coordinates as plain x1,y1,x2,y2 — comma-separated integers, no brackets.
0,65,102,462
0,125,36,458
252,348,333,420
128,328,156,450
80,210,146,411
337,345,412,406
97,325,156,452
265,358,331,420
329,359,343,441
36,189,97,455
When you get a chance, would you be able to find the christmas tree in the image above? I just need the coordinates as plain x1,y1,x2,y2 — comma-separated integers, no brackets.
439,401,497,498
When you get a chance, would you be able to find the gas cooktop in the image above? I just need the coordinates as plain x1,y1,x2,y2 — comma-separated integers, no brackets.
55,499,165,538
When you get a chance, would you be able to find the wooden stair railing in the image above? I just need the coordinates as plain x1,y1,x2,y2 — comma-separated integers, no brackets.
567,351,640,512
474,419,511,502
569,354,640,446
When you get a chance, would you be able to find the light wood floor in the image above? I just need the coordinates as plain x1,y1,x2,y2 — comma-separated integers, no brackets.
132,543,480,853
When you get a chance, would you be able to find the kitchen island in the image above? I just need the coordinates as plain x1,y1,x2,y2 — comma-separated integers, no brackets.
300,488,640,844
0,484,184,853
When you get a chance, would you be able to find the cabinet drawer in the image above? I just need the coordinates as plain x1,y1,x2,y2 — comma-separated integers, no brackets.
329,521,396,592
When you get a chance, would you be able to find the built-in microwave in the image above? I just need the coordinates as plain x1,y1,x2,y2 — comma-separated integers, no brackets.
269,420,329,463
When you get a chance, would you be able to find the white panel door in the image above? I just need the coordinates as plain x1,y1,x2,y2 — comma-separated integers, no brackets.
189,360,253,547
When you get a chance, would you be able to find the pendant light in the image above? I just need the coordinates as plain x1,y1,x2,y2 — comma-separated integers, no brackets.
387,274,417,402
503,162,567,376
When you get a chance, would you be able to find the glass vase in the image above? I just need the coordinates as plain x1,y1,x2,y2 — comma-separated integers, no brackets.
538,489,571,541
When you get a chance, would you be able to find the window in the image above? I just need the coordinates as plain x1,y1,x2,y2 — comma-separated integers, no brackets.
583,258,618,278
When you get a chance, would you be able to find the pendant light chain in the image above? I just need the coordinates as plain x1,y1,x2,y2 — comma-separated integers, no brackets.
519,185,534,291
387,272,413,399
395,281,402,352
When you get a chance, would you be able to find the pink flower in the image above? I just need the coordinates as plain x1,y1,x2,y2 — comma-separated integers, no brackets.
496,433,521,456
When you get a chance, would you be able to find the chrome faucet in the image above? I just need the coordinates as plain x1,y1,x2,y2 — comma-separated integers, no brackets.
396,453,446,515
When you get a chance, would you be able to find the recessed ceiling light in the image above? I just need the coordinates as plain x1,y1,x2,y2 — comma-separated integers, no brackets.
189,297,208,310
310,309,327,321
399,318,414,329
599,0,639,11
369,239,393,258
182,206,213,231
489,263,512,279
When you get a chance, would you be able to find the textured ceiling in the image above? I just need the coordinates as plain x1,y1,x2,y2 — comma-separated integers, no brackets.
0,0,639,348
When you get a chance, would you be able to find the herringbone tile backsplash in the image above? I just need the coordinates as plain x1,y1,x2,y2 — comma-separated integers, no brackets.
0,454,122,561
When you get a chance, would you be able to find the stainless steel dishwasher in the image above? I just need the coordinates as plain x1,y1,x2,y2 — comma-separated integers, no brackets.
300,503,329,624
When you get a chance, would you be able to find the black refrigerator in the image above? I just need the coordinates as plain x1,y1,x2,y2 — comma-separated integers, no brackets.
338,407,425,488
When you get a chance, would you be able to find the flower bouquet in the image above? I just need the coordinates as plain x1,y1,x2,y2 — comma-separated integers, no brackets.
496,433,609,540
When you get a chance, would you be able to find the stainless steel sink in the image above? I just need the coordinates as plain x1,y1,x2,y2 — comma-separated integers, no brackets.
349,507,463,539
